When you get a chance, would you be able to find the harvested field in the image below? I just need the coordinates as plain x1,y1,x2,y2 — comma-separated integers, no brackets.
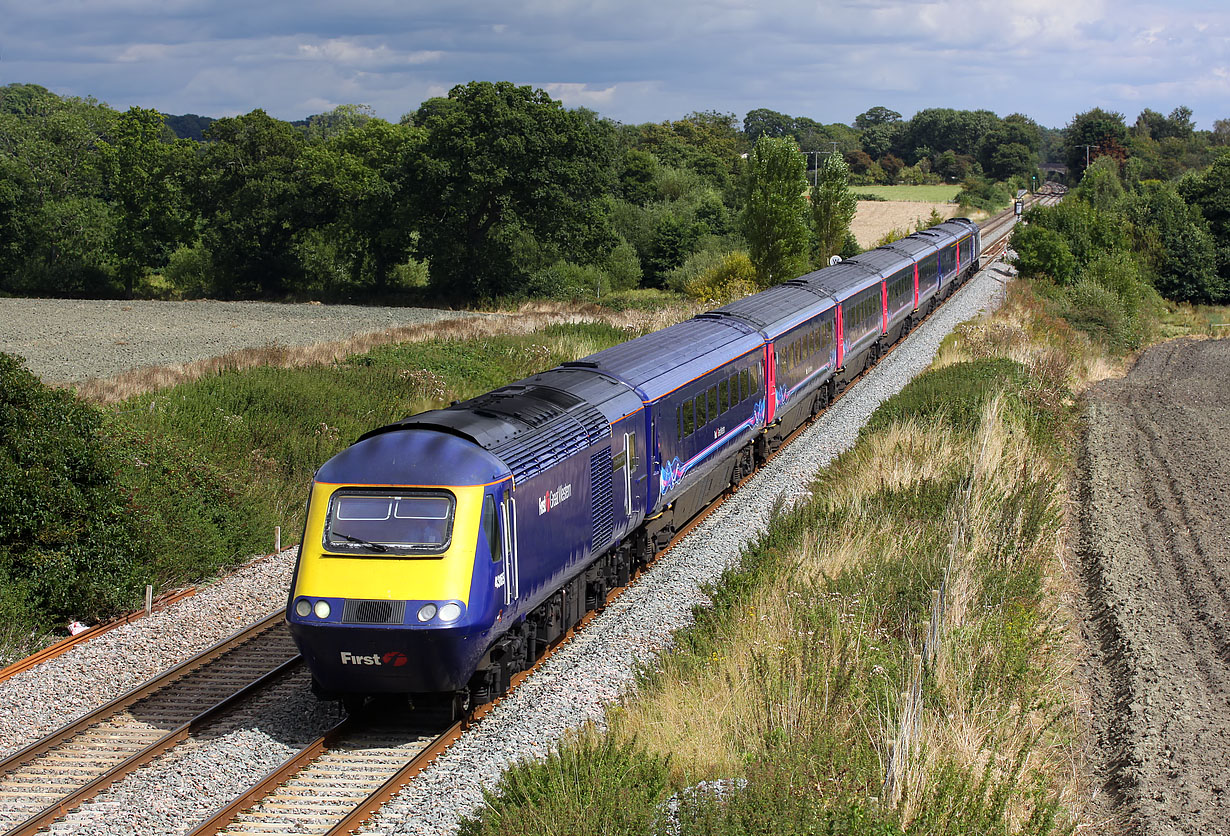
1079,337,1230,835
0,298,698,401
850,200,961,247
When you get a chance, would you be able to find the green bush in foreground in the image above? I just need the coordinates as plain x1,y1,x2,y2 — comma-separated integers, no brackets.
0,354,151,633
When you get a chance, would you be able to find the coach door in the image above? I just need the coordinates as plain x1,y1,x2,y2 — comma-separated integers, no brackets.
500,494,520,605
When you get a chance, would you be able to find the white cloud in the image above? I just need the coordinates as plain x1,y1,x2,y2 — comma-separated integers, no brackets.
296,39,442,68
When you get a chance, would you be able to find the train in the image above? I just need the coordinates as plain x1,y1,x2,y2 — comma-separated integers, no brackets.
285,218,982,712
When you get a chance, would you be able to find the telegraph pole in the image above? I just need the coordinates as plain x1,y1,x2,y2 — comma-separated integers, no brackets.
1079,144,1098,169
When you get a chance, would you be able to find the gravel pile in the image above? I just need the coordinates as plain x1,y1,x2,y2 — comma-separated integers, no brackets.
0,299,482,383
2,252,1008,835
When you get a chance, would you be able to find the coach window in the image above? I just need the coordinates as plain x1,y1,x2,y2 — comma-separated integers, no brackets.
730,372,740,404
676,405,682,441
707,386,718,421
682,398,695,437
739,368,749,401
719,378,729,413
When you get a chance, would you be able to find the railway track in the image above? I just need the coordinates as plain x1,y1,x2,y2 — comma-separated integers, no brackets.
3,194,1052,836
0,613,300,836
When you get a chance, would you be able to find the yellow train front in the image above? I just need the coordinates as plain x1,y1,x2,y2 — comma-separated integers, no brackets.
285,371,648,707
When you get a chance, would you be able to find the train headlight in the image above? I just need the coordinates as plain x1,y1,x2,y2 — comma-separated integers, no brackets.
438,602,462,623
417,603,438,622
313,600,332,619
294,599,311,618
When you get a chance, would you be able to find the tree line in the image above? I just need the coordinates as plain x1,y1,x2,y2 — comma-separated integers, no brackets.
0,80,1225,304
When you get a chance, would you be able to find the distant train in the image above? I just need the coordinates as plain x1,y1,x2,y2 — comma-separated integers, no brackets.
286,218,982,711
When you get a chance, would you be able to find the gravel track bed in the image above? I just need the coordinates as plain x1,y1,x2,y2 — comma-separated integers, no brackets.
0,258,1009,835
0,298,482,383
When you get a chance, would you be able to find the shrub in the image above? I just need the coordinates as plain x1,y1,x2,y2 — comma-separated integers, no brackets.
678,251,758,304
164,242,214,298
524,261,610,301
0,354,151,632
1011,225,1077,284
458,736,671,836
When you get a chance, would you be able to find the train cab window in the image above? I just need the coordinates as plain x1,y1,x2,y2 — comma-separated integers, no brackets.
324,490,455,556
483,494,500,562
740,368,750,401
719,378,729,413
682,399,695,437
707,386,718,421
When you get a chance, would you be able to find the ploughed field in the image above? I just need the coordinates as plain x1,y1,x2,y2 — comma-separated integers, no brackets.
1080,337,1230,834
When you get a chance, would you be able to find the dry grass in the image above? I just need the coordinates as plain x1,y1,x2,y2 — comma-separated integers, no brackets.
70,300,701,404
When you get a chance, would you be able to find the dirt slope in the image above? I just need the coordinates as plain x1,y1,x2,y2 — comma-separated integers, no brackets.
1080,337,1230,835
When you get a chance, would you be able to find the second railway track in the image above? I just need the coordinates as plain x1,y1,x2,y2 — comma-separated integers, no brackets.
0,613,300,836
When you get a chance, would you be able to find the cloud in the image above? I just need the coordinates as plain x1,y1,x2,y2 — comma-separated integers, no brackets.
2,0,1228,127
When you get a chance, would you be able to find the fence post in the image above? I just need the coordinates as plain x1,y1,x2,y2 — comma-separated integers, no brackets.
275,525,282,554
145,585,153,616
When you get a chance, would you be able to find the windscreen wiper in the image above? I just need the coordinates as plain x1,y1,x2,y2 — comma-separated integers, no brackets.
332,531,389,552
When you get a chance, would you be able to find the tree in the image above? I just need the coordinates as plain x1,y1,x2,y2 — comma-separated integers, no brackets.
810,152,857,265
743,108,794,142
1011,224,1077,283
854,106,902,130
1179,152,1230,280
1126,184,1222,303
410,81,616,299
1074,155,1124,213
300,119,423,294
1065,108,1128,179
1213,119,1230,146
98,107,195,296
194,109,309,297
303,104,376,143
741,136,810,286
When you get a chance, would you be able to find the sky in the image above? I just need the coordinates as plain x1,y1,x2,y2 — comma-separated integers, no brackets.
1,0,1228,131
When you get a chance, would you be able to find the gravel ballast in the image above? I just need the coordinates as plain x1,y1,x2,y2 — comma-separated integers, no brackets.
0,255,1012,835
0,298,482,384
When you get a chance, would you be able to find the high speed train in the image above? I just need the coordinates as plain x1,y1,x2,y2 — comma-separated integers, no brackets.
285,218,981,711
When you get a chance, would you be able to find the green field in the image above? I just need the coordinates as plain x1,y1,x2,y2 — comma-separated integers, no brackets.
854,184,962,202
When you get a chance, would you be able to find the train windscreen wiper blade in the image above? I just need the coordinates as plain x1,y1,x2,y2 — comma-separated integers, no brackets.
332,531,389,552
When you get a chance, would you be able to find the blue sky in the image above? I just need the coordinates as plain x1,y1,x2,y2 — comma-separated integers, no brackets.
1,0,1227,130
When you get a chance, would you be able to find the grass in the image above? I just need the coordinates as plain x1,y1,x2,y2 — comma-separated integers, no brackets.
460,282,1092,836
854,185,963,203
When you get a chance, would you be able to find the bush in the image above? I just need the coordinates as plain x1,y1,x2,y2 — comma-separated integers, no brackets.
956,176,1012,213
0,354,151,634
164,243,214,298
673,250,758,304
524,261,610,301
458,736,671,836
1011,225,1077,284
